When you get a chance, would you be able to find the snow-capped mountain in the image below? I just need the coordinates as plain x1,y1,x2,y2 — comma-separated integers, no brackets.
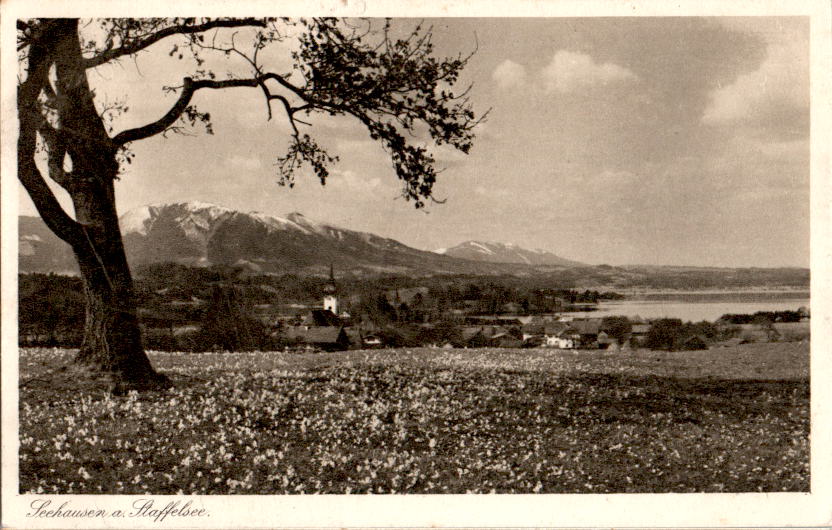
439,240,583,267
20,202,549,275
118,201,419,272
19,205,808,288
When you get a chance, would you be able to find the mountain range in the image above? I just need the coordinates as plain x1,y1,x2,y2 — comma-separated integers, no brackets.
17,202,811,290
438,240,584,267
19,201,579,276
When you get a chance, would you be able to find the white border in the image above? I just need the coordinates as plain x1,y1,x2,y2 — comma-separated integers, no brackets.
3,0,831,527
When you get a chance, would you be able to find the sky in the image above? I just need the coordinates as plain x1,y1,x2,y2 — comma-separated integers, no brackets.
18,17,810,267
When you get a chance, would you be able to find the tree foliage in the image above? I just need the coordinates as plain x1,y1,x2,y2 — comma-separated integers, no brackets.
643,319,684,351
643,319,722,351
600,316,631,346
19,18,484,208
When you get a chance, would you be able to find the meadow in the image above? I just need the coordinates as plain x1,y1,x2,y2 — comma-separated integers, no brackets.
18,343,809,494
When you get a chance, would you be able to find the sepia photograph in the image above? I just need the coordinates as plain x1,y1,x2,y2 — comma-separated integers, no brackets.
2,0,831,528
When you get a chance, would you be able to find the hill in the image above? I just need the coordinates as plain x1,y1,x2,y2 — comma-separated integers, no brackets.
19,202,541,276
18,202,810,290
19,216,77,275
439,240,583,267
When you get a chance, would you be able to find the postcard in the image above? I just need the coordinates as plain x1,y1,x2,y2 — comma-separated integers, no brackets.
2,0,830,527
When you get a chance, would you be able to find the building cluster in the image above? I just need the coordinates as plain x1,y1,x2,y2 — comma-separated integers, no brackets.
280,267,381,351
456,317,652,351
280,268,651,352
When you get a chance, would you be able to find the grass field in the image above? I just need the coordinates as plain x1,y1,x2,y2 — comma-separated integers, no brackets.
18,342,809,494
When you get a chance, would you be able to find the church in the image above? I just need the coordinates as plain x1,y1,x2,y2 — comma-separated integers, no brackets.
323,264,338,315
284,265,352,351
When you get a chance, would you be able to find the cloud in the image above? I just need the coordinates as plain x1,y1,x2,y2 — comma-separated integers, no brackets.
541,50,637,93
702,27,808,134
492,59,527,90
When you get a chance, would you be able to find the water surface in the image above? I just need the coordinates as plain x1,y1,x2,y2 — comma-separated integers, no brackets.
560,296,810,322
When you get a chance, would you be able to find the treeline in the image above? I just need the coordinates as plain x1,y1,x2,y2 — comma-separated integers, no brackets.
294,284,621,327
129,264,627,328
611,266,810,290
142,285,288,352
127,263,807,306
19,274,84,346
16,267,623,351
718,310,805,324
132,263,624,307
18,273,280,351
17,267,807,352
641,319,732,351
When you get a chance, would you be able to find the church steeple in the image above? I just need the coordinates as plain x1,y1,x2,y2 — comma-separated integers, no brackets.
323,264,338,314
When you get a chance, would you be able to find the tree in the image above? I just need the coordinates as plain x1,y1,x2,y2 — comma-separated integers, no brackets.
197,284,270,352
600,316,631,346
18,18,484,387
19,274,84,346
643,318,683,351
355,292,398,326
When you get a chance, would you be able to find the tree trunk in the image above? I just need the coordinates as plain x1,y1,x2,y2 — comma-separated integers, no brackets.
71,204,165,387
19,20,167,389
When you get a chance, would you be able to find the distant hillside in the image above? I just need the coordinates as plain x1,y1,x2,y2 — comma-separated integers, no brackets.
17,203,810,290
439,240,584,267
19,202,542,276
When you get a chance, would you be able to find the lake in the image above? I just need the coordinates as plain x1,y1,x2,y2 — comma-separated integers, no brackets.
559,292,810,322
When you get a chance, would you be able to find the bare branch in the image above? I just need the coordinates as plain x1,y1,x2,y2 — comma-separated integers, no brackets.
82,18,268,69
112,72,317,145
269,94,300,134
112,76,258,144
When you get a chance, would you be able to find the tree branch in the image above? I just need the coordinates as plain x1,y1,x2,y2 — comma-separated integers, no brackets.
38,122,74,189
84,18,483,209
112,73,318,145
18,26,84,247
112,77,260,144
18,141,84,248
82,18,268,69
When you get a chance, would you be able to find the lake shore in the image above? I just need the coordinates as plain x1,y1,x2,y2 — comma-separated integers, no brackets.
617,288,809,298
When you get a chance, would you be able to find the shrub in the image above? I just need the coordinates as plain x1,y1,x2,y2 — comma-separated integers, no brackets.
644,319,684,350
601,316,632,345
644,319,717,351
195,285,275,352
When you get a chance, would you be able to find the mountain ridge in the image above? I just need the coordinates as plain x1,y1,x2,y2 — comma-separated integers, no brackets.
19,202,555,276
17,202,810,291
439,240,584,267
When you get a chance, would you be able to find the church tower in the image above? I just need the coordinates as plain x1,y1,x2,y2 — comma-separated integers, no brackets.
323,264,338,315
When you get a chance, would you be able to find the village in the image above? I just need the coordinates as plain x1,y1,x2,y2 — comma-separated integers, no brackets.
19,266,809,353
249,267,632,352
257,268,807,353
